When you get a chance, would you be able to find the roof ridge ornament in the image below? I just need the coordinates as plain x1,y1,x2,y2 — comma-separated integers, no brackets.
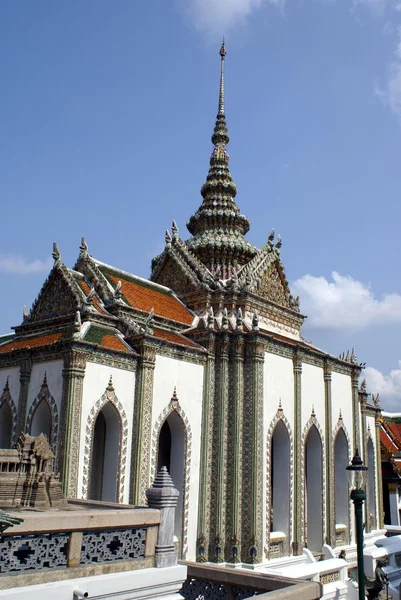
52,242,61,264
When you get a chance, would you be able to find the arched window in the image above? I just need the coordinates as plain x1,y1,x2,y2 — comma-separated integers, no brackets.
367,438,376,530
334,428,349,544
89,402,121,503
157,411,186,552
30,399,52,440
305,424,323,552
270,420,291,543
0,401,12,448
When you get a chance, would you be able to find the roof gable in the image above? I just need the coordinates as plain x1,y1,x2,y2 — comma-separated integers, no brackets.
29,263,81,323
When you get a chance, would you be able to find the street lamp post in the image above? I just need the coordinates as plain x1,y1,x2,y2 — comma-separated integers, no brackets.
346,449,368,600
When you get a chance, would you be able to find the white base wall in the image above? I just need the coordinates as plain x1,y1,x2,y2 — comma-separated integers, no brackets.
0,565,187,600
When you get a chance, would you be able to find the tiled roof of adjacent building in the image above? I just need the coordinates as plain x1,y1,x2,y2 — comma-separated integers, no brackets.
95,261,194,326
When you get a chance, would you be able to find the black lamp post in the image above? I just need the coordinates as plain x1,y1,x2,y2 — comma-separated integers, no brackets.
346,449,368,600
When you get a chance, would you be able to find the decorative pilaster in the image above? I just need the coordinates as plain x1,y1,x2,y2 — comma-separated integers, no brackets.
58,349,87,497
324,362,335,546
375,412,384,529
351,371,361,453
210,333,229,562
16,356,32,436
292,351,303,555
196,335,215,562
131,339,157,506
241,336,264,564
226,334,244,563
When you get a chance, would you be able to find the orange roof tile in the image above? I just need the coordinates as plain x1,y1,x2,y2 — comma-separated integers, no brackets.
387,422,401,443
153,328,199,348
103,271,193,326
0,333,62,354
381,429,399,454
100,334,132,354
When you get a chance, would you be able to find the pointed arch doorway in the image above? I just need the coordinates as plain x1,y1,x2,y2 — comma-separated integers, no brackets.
305,424,323,553
30,399,52,441
270,420,291,545
157,411,186,555
0,401,12,448
89,402,121,503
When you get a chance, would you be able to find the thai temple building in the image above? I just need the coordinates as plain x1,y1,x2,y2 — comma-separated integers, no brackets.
0,43,384,567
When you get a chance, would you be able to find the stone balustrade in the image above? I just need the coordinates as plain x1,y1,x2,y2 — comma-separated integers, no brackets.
180,562,323,600
0,500,160,590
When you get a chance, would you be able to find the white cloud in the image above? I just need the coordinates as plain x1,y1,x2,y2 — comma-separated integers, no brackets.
364,362,401,410
375,26,401,119
179,0,284,35
353,0,392,14
0,255,52,275
292,271,401,330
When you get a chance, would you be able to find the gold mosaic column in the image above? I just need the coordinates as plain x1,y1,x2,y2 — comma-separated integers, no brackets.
16,356,32,436
292,351,303,555
226,333,244,563
242,336,264,564
212,333,229,562
59,349,87,497
196,334,215,562
130,339,156,506
375,411,384,529
351,370,361,453
324,362,335,547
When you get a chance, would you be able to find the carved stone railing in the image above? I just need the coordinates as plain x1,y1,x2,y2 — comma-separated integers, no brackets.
180,562,323,600
0,501,160,590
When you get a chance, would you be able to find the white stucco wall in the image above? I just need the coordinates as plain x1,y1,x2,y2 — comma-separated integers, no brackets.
0,367,20,409
152,354,204,561
78,363,136,504
263,353,294,429
331,371,353,449
301,363,325,427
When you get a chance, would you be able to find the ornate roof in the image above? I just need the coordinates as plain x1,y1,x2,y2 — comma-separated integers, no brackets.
186,42,258,279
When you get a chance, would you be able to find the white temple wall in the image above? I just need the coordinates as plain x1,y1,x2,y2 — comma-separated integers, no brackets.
331,371,353,445
263,352,295,428
263,352,295,553
78,362,136,504
301,363,325,425
152,354,204,561
27,361,63,414
0,367,20,408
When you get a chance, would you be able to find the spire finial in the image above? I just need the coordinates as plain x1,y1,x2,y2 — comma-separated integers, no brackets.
218,40,226,116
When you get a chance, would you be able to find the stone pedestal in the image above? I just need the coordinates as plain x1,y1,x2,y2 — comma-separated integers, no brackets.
146,467,179,568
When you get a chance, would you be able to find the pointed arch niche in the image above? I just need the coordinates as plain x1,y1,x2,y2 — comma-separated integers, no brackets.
26,374,58,450
82,377,128,504
333,420,351,545
0,380,17,448
266,407,293,558
151,393,192,559
302,414,325,553
367,433,377,531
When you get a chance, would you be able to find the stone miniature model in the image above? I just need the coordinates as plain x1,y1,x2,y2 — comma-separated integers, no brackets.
0,432,66,509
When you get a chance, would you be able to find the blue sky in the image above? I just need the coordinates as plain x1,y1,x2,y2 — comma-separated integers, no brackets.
1,0,401,408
